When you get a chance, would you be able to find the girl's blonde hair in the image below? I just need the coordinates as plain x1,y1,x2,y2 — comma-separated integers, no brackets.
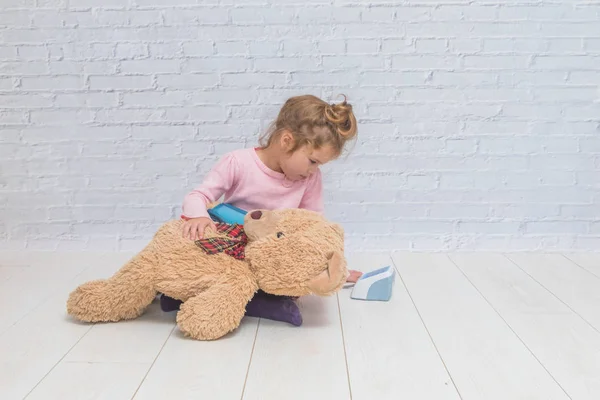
259,94,357,158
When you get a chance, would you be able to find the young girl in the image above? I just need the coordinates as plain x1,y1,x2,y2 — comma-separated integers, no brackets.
160,94,362,326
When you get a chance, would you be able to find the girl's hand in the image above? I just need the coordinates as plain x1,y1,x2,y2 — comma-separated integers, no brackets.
182,217,217,241
346,270,363,283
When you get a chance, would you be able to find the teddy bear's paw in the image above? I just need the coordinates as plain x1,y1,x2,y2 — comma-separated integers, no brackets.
175,304,237,341
175,293,248,341
67,280,155,323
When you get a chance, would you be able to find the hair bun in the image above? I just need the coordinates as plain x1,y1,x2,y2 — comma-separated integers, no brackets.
324,95,357,139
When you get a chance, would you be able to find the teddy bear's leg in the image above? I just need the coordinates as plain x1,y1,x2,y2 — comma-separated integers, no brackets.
160,291,303,326
176,277,258,340
67,249,158,323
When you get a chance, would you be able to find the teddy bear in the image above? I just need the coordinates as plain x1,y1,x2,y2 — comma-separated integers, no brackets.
66,208,348,340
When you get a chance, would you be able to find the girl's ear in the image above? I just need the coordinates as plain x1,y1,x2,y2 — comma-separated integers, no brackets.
279,129,295,150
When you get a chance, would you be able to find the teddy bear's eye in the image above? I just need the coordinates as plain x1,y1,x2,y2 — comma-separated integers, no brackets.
276,232,284,238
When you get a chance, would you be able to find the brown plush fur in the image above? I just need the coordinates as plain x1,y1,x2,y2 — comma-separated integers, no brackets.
66,209,348,340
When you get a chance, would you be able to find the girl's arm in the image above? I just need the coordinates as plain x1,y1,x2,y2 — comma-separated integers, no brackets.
182,152,239,219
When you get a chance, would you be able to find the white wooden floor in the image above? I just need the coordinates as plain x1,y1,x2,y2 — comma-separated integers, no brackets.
1,251,600,400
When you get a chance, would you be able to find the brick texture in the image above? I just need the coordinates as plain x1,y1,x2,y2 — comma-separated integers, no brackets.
1,1,599,252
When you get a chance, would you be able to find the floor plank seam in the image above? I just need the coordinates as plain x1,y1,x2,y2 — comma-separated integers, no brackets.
390,255,465,400
447,255,573,400
561,253,600,279
130,324,177,400
61,361,152,364
0,265,95,337
21,324,95,399
503,253,600,337
336,293,353,400
239,318,261,400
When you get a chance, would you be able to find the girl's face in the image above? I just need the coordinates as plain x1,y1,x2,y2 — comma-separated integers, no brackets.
280,143,336,181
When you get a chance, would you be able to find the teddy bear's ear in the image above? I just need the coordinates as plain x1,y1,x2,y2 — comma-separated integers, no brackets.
306,251,347,295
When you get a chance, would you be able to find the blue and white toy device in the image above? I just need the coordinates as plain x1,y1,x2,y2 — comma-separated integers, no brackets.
350,265,395,301
207,203,247,225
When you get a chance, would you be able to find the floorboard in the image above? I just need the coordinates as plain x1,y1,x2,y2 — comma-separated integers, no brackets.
0,256,122,399
393,253,569,400
507,253,600,332
3,251,600,400
242,295,350,400
339,254,461,400
132,318,259,400
452,253,600,400
25,362,150,400
563,253,600,279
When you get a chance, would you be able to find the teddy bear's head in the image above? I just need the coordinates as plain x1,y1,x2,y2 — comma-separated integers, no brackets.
243,209,348,297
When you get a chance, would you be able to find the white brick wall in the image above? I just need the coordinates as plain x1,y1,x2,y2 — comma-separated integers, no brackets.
1,1,599,252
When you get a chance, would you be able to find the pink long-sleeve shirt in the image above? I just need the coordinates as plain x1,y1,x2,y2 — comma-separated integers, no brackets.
182,147,324,219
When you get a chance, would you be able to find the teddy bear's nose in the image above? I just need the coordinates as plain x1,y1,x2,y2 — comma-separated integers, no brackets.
250,210,263,220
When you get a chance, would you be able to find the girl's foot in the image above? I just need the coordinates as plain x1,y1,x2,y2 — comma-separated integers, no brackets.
160,294,182,312
245,291,302,326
